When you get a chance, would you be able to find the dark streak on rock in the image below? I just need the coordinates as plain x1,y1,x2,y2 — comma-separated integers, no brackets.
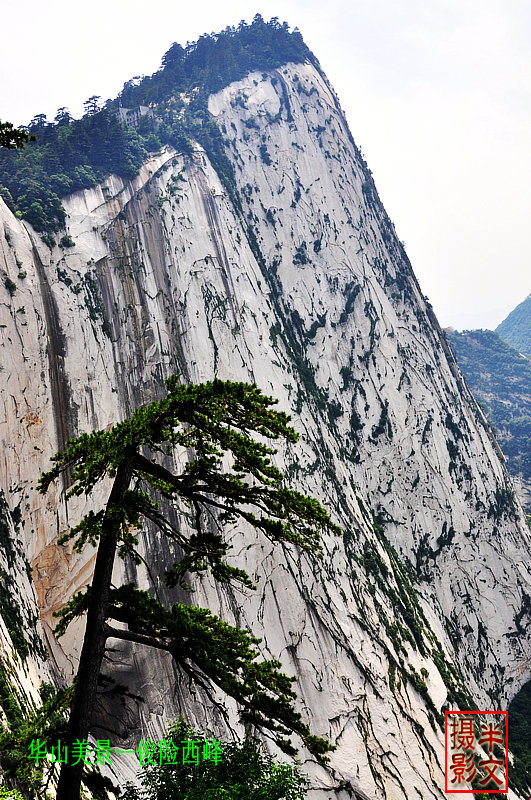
31,243,73,486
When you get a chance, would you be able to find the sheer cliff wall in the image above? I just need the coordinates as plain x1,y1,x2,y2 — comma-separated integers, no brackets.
0,61,529,799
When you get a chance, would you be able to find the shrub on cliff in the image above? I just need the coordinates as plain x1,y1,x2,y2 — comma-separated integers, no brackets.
120,717,309,800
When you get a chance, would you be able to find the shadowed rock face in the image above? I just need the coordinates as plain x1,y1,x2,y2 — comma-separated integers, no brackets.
446,327,531,513
0,61,529,799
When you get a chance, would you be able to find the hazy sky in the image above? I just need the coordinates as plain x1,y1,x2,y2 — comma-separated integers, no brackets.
1,0,529,330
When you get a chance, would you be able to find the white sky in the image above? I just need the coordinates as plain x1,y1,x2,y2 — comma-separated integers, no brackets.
1,0,529,330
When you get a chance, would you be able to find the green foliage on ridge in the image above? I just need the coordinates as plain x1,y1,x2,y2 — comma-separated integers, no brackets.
0,16,313,235
496,294,531,358
0,109,148,234
447,328,531,511
0,121,35,150
114,15,314,109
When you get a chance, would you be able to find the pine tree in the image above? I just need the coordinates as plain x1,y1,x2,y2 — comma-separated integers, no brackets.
0,120,35,149
38,376,340,799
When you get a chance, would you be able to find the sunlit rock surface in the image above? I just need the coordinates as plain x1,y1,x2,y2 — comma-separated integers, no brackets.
0,61,529,799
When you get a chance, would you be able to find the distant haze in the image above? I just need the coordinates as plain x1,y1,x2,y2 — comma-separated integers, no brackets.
1,0,529,330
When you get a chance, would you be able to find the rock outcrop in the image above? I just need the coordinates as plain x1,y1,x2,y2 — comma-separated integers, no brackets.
0,59,529,799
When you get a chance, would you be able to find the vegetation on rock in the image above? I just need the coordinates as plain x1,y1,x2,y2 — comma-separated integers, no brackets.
447,328,531,511
0,789,24,800
508,676,531,795
496,294,531,359
0,110,147,233
120,717,309,800
0,682,71,795
0,121,35,150
0,17,313,234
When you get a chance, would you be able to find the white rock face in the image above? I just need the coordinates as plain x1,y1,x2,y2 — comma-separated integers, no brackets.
0,61,529,799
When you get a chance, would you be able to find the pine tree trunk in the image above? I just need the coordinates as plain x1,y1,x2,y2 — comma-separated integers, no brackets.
55,450,135,800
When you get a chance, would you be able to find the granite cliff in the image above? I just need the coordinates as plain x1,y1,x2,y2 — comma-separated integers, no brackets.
0,27,530,800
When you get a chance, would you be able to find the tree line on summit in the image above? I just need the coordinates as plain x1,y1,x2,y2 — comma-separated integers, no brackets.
0,16,313,237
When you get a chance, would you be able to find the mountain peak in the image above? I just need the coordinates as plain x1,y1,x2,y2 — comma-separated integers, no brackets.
0,34,530,799
496,294,531,358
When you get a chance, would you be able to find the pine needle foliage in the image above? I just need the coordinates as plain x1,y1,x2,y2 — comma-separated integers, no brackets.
0,121,35,150
0,682,71,794
39,377,338,577
0,789,24,800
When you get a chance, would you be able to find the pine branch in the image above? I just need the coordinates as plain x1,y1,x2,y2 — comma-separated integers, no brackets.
103,623,170,652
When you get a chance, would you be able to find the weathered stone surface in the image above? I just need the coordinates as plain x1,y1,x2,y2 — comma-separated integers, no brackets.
0,61,529,799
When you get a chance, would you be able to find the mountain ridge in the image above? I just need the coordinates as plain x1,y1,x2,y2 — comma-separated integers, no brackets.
496,294,531,358
0,25,529,799
0,16,314,237
446,326,531,513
